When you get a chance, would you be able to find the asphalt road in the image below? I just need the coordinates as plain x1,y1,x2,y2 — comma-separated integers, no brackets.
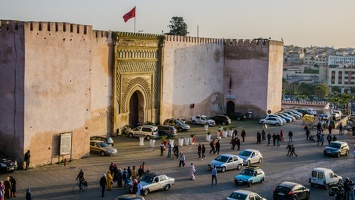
0,119,354,200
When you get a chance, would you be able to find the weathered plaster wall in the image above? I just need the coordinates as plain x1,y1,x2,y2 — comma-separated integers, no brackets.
162,36,224,121
0,20,25,160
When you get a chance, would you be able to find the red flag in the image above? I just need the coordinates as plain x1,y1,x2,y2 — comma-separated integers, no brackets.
123,6,136,22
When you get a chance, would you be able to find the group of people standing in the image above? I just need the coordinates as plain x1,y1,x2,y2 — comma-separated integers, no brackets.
0,176,17,200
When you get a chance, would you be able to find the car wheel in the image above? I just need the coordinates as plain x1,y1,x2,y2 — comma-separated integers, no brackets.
260,178,264,183
345,150,349,156
337,152,341,158
292,195,298,200
178,127,182,132
221,167,226,173
237,117,241,121
146,135,151,140
100,151,105,156
237,164,242,170
128,133,133,138
143,189,149,196
305,193,310,200
164,184,170,191
258,158,262,163
325,184,329,190
247,160,251,166
248,181,252,187
192,120,196,124
276,123,280,126
234,180,238,185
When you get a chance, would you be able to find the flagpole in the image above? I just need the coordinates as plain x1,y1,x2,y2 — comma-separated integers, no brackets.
134,6,136,33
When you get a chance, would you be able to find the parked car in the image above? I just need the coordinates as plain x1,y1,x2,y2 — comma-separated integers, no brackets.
191,115,216,126
318,114,330,121
208,154,243,172
0,151,18,173
90,140,118,156
285,110,303,118
296,109,308,115
225,189,266,200
157,125,177,138
238,149,263,166
323,141,349,157
114,194,145,200
267,114,287,124
163,118,190,132
306,109,318,116
234,166,265,187
127,173,175,196
273,181,310,200
226,112,246,121
309,167,342,189
127,125,159,140
259,117,283,126
281,112,296,121
332,110,342,121
90,136,114,146
276,113,292,123
210,115,231,125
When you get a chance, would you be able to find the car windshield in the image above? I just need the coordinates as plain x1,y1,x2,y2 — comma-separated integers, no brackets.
328,143,341,148
276,186,291,193
240,169,254,176
106,137,113,143
141,174,155,183
176,121,183,125
228,192,247,199
239,151,251,157
98,142,109,147
214,155,229,162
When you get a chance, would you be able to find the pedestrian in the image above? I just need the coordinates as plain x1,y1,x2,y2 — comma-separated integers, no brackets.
233,128,238,138
256,131,261,144
9,176,16,197
280,130,284,141
136,180,142,196
173,144,179,160
201,144,206,160
321,134,325,146
198,143,202,159
344,177,352,199
4,177,11,199
24,150,30,170
137,165,144,179
288,130,293,142
230,137,237,150
261,129,266,141
127,166,132,180
328,124,333,134
189,163,196,180
132,166,137,181
122,168,128,188
211,165,217,185
117,168,123,188
332,135,337,141
327,133,332,145
290,145,297,157
109,162,114,175
241,129,246,142
272,133,276,146
25,189,32,200
0,181,4,200
306,128,310,141
167,143,172,158
179,152,185,167
106,170,113,190
267,132,271,145
100,174,107,197
339,123,343,135
316,122,322,133
132,179,138,194
236,137,241,150
316,132,321,145
276,133,281,147
209,139,216,154
112,164,118,181
215,140,220,155
160,142,164,156
286,142,292,156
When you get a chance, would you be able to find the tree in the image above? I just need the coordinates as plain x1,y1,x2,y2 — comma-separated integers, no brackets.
314,83,330,100
167,17,189,36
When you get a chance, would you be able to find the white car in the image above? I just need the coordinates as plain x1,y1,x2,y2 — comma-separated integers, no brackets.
238,149,263,166
266,114,286,124
127,125,159,140
191,115,216,126
259,117,283,126
226,189,266,200
208,154,243,172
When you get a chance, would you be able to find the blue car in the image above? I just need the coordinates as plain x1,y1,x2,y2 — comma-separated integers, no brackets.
234,166,265,187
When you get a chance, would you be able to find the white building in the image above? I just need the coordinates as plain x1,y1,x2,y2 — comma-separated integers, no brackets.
328,55,355,67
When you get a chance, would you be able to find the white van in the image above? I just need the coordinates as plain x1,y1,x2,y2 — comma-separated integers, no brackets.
309,168,342,189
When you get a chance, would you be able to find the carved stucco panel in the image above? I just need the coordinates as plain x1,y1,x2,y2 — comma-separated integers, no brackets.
121,76,152,113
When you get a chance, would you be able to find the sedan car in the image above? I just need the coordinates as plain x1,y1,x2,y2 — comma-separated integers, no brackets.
157,125,177,138
127,173,175,196
0,152,18,173
191,115,216,126
163,118,190,132
238,149,263,166
225,189,266,200
234,166,265,187
323,141,349,157
90,140,118,156
227,112,246,121
210,115,231,125
90,136,114,146
273,181,310,200
208,154,243,172
259,117,283,126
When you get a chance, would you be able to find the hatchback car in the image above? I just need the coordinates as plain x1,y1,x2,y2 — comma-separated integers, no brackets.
259,117,283,126
227,112,246,121
163,118,190,132
273,181,310,200
157,125,177,138
90,140,118,156
210,115,231,125
234,166,265,187
238,149,263,166
127,125,159,140
323,141,349,157
225,189,266,200
90,136,114,146
208,154,243,172
127,173,175,196
0,151,18,173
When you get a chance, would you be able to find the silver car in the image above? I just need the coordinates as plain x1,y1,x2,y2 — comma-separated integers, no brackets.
90,140,117,156
127,125,159,140
238,149,263,166
127,173,175,196
208,154,243,172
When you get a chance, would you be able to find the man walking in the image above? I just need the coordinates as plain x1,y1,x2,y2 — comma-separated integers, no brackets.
241,130,246,142
288,130,293,142
209,139,216,154
24,150,30,170
211,165,217,185
100,174,107,197
215,140,220,155
179,152,185,167
167,143,172,158
272,133,276,146
267,132,271,145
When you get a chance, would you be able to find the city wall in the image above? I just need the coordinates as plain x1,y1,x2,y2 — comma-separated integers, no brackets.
161,36,225,121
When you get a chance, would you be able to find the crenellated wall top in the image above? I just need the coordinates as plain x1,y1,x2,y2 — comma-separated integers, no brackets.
165,35,223,45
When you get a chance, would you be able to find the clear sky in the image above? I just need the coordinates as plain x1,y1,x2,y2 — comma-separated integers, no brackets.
1,0,355,48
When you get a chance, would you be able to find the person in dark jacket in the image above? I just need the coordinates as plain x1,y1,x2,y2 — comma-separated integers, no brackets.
100,174,107,197
241,130,246,142
137,165,144,179
4,177,11,199
24,150,31,170
236,137,241,150
267,132,271,145
26,189,32,200
215,140,220,155
9,176,16,197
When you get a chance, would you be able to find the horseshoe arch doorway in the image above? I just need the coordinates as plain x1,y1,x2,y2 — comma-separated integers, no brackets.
129,91,145,128
226,101,235,114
